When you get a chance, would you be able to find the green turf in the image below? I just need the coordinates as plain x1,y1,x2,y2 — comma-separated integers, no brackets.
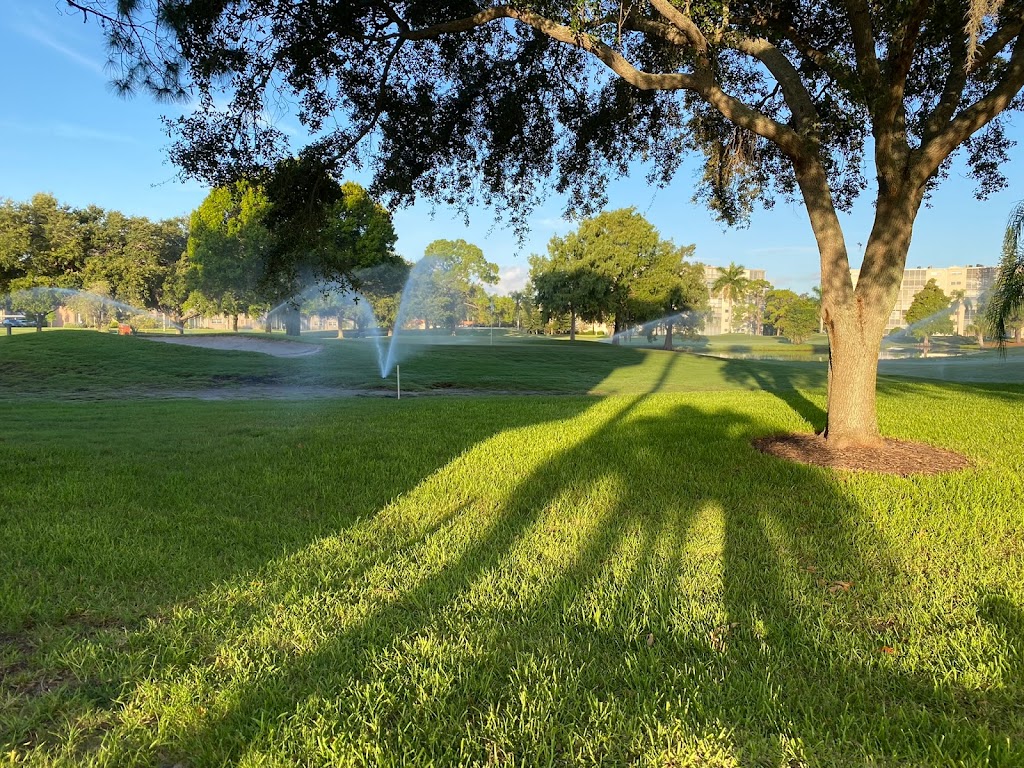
1,331,1023,766
0,329,834,398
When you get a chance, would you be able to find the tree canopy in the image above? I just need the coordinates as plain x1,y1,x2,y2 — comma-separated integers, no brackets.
0,194,188,327
67,0,1024,446
530,208,705,342
904,278,953,339
987,200,1024,347
405,239,498,332
764,289,820,344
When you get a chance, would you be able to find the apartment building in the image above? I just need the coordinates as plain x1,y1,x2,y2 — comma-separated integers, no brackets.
702,265,768,335
850,264,998,333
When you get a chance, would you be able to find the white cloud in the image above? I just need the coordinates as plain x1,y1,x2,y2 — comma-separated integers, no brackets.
533,215,574,232
17,23,105,75
0,119,139,145
50,121,140,144
496,266,529,295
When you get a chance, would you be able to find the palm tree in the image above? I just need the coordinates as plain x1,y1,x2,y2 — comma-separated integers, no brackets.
811,285,824,334
711,262,748,334
986,202,1024,349
950,289,967,336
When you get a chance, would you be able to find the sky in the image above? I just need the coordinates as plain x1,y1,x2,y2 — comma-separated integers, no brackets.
3,0,1024,296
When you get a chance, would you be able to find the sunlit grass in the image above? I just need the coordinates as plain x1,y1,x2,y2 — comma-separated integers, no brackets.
1,331,1022,765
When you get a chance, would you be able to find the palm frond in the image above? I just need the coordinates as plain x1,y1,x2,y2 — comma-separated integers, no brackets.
986,201,1024,353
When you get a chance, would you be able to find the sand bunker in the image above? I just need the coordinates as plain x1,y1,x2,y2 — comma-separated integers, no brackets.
140,335,323,358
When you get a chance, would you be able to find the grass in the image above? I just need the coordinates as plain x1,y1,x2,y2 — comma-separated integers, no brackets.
0,329,834,398
1,331,1023,766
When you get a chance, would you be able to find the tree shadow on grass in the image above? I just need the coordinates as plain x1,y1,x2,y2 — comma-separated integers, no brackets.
41,392,1022,765
0,347,658,637
719,357,828,431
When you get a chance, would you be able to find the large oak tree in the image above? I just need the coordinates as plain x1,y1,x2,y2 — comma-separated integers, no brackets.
67,0,1024,446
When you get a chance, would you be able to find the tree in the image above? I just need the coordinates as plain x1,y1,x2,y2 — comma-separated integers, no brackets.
186,177,401,335
734,277,773,335
632,244,707,349
529,233,613,341
82,212,189,314
904,279,954,345
810,285,825,334
408,240,498,332
567,209,663,342
0,194,87,293
711,264,749,335
186,183,272,333
764,289,820,344
987,201,1024,348
71,1,1024,448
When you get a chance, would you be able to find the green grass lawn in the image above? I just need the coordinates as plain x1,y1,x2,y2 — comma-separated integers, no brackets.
1,331,1023,766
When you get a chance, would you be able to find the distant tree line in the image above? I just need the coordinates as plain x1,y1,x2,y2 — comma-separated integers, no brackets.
525,208,834,346
528,208,709,345
0,177,411,334
0,185,523,338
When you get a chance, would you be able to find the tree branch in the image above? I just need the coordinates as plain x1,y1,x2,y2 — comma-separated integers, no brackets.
969,13,1024,73
774,21,856,85
844,0,883,96
401,5,700,93
915,31,1024,183
328,37,406,162
405,5,809,159
647,0,710,60
884,0,931,100
726,36,819,132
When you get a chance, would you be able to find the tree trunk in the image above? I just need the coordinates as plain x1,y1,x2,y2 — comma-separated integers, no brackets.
285,307,301,337
569,308,576,341
823,308,888,447
1016,327,1022,344
232,314,239,333
611,316,622,345
663,322,673,350
264,316,272,333
337,312,346,339
976,330,984,347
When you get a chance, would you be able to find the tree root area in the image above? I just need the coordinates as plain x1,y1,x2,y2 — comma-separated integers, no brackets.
753,433,971,476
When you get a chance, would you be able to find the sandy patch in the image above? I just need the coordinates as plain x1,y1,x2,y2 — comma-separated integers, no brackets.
139,335,322,358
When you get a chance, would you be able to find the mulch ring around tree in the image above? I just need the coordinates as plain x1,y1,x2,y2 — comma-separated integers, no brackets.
753,433,972,476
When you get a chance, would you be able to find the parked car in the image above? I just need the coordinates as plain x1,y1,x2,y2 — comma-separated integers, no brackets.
2,315,31,327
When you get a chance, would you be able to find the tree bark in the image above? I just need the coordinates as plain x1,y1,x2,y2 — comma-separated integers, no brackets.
823,308,887,446
337,311,345,338
569,307,576,341
285,307,301,336
611,316,623,344
232,314,239,333
663,322,674,350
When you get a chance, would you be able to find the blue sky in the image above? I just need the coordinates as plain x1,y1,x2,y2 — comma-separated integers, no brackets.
3,0,1023,295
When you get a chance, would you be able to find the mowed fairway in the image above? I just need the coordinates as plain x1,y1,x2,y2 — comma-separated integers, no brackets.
1,331,1023,766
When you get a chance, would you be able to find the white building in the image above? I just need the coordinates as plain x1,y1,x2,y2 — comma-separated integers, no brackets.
702,265,768,335
850,264,998,333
